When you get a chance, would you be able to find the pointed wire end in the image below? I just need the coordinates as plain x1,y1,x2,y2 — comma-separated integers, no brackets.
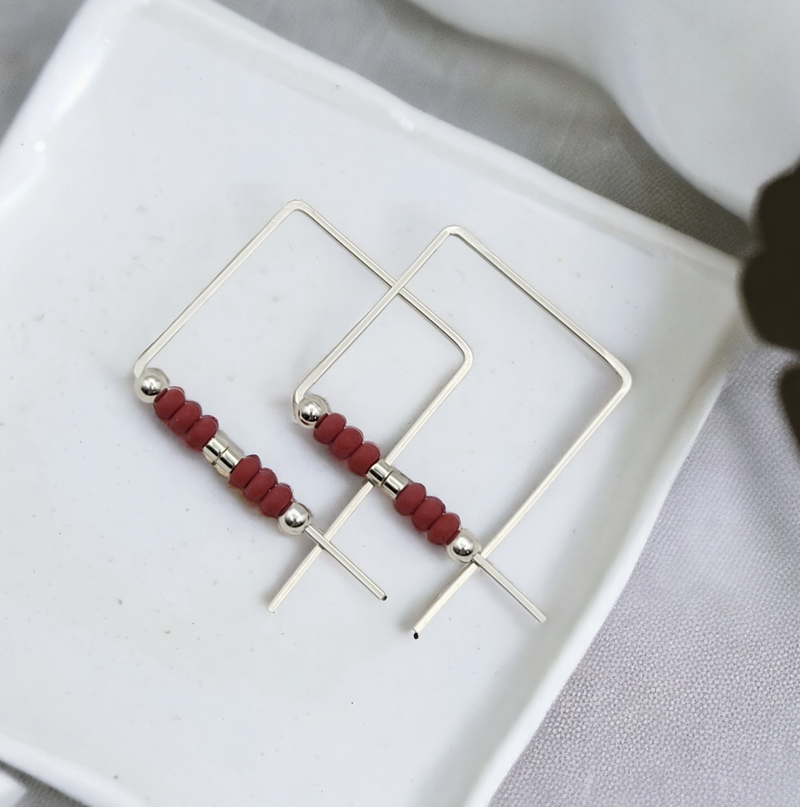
412,631,420,640
266,593,284,613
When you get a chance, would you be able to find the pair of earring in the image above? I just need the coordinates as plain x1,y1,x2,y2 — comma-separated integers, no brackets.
133,201,631,637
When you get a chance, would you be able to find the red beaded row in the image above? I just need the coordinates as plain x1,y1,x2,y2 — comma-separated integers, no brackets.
154,386,219,450
153,386,294,520
313,412,461,546
229,456,294,518
313,413,382,476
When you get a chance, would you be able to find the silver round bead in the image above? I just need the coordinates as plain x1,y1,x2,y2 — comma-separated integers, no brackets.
294,394,331,429
134,367,169,404
446,530,481,563
278,502,312,536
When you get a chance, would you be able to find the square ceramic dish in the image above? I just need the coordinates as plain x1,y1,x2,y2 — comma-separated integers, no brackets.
0,0,747,805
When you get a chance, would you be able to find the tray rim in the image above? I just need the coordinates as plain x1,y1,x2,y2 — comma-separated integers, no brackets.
0,0,749,805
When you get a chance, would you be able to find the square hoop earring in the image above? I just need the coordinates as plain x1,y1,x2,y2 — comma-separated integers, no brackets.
132,200,474,610
282,223,632,636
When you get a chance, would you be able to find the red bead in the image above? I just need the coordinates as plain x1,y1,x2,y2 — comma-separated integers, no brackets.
394,482,426,516
427,512,461,545
244,468,277,502
412,497,445,532
314,413,346,444
229,455,261,489
260,483,294,517
154,387,185,420
348,442,381,476
169,401,202,434
185,415,218,450
330,427,363,459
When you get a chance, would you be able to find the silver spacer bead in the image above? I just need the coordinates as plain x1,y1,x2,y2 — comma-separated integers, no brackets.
365,459,410,500
294,394,331,429
366,459,392,487
216,444,245,478
278,502,312,536
202,433,227,464
446,530,481,563
134,367,169,404
202,430,245,479
382,469,410,500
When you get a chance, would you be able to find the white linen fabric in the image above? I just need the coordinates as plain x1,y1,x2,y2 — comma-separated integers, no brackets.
1,1,798,806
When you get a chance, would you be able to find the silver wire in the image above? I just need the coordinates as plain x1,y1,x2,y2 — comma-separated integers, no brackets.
131,200,474,607
470,553,546,622
303,525,386,601
285,224,632,634
133,200,473,380
266,219,475,609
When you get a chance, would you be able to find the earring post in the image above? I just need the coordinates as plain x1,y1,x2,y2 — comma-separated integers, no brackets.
469,553,546,622
303,524,386,601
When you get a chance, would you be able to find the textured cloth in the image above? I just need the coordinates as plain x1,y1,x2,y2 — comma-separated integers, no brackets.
0,763,84,807
493,344,800,806
1,1,798,806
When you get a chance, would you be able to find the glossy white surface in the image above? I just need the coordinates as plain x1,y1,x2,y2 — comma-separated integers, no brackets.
411,0,800,219
0,1,747,806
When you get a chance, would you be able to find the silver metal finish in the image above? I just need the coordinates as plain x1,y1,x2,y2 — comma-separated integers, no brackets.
469,553,546,623
133,201,471,610
202,432,229,464
294,394,330,429
303,524,386,601
446,530,480,562
214,445,245,479
366,459,392,487
278,502,312,536
362,456,410,499
202,431,244,479
134,367,169,403
285,223,632,634
381,469,410,500
133,200,472,382
442,530,545,621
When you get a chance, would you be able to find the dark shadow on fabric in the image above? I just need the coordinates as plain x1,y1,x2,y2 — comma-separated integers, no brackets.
742,161,800,449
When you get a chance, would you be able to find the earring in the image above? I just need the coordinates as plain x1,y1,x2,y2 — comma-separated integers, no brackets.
132,200,473,609
276,223,632,636
134,373,385,600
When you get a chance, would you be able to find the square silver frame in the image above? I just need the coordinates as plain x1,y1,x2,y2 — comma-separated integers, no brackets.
288,222,632,635
132,200,474,607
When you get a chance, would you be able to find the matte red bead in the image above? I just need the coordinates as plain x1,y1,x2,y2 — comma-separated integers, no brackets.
348,442,381,476
229,455,261,489
412,497,445,532
154,387,185,420
260,483,294,517
427,512,461,545
169,401,202,434
394,482,427,516
330,427,363,459
244,468,277,502
314,413,346,444
185,415,218,450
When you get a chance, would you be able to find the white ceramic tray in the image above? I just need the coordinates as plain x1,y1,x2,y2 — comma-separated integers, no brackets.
0,1,747,805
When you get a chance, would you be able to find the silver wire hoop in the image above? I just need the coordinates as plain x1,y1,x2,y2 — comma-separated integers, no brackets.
132,200,474,608
283,224,632,635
